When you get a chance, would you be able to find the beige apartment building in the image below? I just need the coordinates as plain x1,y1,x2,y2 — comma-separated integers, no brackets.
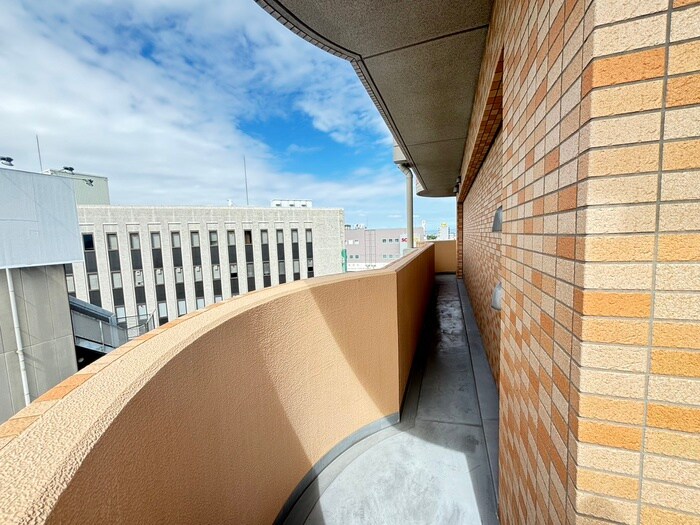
0,1,698,524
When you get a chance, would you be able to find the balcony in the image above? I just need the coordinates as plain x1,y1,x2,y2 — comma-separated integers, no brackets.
0,243,498,523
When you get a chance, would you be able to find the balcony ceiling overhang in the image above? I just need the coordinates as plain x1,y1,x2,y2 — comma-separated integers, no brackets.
256,0,493,197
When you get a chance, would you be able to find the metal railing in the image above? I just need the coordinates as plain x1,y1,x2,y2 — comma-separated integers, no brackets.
71,310,129,351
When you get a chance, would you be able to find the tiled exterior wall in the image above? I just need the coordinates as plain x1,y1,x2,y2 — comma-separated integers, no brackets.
459,0,700,523
461,132,503,384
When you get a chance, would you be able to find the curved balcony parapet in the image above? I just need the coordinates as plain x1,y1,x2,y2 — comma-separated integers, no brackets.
0,244,435,524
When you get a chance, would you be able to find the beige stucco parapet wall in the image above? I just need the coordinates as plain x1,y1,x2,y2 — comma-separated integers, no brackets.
418,239,457,274
0,244,435,524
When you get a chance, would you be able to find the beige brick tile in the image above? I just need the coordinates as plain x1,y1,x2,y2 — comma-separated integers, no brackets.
669,40,700,75
648,375,700,404
655,291,700,320
591,14,667,58
581,205,657,234
576,367,646,398
660,203,700,231
587,80,663,119
581,235,655,262
583,262,653,289
586,112,661,148
661,171,700,201
576,343,648,372
645,454,700,489
642,480,700,516
665,106,700,140
576,468,640,500
584,143,659,177
641,505,700,525
581,174,658,205
656,263,700,290
671,4,700,42
575,489,639,523
646,428,700,461
593,0,668,26
575,442,641,475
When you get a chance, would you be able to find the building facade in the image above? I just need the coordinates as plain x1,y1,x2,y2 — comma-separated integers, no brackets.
344,226,425,271
44,169,110,205
0,169,82,422
70,206,344,327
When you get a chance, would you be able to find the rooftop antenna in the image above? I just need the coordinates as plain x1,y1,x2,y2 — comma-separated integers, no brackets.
35,135,44,173
243,155,250,206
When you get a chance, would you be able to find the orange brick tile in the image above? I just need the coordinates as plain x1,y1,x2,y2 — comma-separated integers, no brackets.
663,139,700,171
658,234,700,262
576,395,645,425
641,505,700,525
558,186,578,212
653,322,700,349
584,48,666,93
652,349,700,377
581,291,652,317
667,73,700,107
545,148,560,174
647,403,700,433
0,416,39,438
577,420,643,450
557,236,576,259
581,318,649,345
674,0,700,6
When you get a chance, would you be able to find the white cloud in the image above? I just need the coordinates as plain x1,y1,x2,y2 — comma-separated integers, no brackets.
0,0,454,230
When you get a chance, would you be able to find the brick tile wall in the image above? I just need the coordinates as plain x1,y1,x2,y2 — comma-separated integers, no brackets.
462,132,503,384
458,0,699,523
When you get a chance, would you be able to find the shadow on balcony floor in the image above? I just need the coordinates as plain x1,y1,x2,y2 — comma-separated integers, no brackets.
284,275,500,524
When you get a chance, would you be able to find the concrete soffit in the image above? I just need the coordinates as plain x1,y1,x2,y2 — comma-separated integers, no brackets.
255,0,493,198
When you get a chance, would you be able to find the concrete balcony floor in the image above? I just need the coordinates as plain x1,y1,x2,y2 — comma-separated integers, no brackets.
285,275,500,524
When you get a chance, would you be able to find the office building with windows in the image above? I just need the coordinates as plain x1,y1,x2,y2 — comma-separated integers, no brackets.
68,205,344,327
344,225,425,271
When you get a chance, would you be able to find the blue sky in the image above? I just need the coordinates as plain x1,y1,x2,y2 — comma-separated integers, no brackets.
0,0,455,233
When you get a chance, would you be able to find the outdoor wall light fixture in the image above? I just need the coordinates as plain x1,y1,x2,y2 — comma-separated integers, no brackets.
0,157,14,166
491,281,504,311
492,206,503,232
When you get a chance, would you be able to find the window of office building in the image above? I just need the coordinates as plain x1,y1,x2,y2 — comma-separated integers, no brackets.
194,266,203,282
291,229,299,243
307,258,314,272
137,303,148,321
88,273,99,291
261,230,269,244
66,274,76,294
83,233,95,251
175,267,184,283
244,230,253,245
212,264,221,279
129,233,140,250
151,232,161,249
158,302,167,319
247,263,254,278
278,260,285,275
209,231,218,246
196,297,205,310
134,270,144,287
191,231,200,248
230,263,238,278
171,232,181,248
115,306,126,322
227,230,236,245
106,233,118,251
111,272,122,289
155,268,165,285
177,299,186,316
306,229,313,243
214,295,223,303
263,261,270,276
276,230,284,244
293,260,300,274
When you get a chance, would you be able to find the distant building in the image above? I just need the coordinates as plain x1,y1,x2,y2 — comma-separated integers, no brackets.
271,199,313,208
344,225,425,271
437,222,454,240
70,205,345,328
45,168,110,205
0,168,83,422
